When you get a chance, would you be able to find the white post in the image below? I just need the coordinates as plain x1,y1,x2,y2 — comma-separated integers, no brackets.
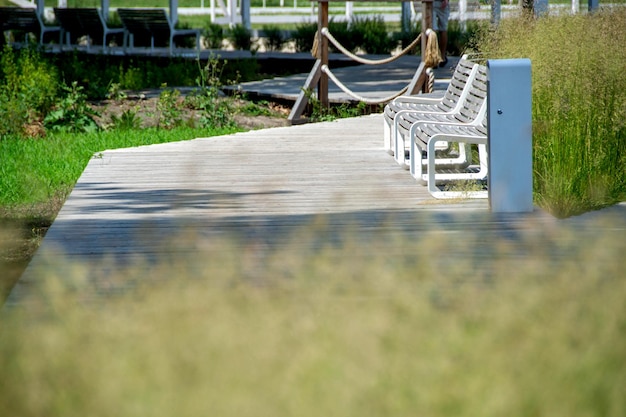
346,2,353,21
571,0,579,13
170,0,178,24
35,0,44,17
491,0,501,25
229,0,237,26
534,0,549,16
459,0,467,31
487,59,534,213
101,0,110,21
57,0,67,7
242,0,250,29
211,0,216,21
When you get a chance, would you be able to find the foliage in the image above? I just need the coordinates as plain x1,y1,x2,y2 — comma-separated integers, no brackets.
474,8,626,216
118,65,145,91
53,51,113,99
393,20,422,52
0,46,58,137
292,22,317,53
203,22,225,49
261,25,285,52
43,82,99,134
303,89,370,122
1,216,625,416
446,20,487,56
156,85,184,129
227,24,254,51
327,19,356,53
349,15,395,55
185,56,237,129
238,100,272,117
109,107,141,131
106,82,127,101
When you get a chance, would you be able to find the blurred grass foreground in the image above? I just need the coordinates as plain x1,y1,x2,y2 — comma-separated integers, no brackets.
1,211,625,417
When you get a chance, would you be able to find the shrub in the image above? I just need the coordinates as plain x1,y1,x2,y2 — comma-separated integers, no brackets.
349,15,395,55
261,25,285,52
327,19,356,53
203,22,225,49
0,46,58,137
475,9,626,216
446,19,486,56
292,22,317,53
227,24,253,51
43,81,99,134
156,86,184,130
185,56,237,129
393,21,422,52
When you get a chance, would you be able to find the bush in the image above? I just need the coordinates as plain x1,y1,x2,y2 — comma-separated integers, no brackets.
185,56,237,129
43,81,99,134
227,24,253,51
475,9,626,216
261,25,285,52
203,22,224,49
349,15,395,55
393,21,422,52
327,19,356,53
292,22,317,53
446,20,487,56
0,46,58,137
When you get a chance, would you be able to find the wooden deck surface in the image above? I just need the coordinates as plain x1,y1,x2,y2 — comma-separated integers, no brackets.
7,112,626,307
223,54,456,103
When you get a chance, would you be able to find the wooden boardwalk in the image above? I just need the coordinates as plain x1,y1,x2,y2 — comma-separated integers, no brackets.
224,54,456,103
7,113,625,306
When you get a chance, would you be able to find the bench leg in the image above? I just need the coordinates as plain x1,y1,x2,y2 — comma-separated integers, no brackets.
427,135,488,199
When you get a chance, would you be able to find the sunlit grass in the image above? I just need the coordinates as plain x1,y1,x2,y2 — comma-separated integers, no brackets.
1,215,625,417
474,8,626,217
0,126,241,207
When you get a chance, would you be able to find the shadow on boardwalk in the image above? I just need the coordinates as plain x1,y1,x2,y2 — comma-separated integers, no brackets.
5,114,626,307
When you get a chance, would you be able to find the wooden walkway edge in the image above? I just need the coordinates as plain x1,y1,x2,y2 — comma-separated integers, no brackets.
6,114,624,306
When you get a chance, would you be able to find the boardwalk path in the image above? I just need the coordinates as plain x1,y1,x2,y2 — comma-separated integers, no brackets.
7,113,626,306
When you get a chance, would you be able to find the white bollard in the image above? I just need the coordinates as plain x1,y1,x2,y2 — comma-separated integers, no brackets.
487,59,533,213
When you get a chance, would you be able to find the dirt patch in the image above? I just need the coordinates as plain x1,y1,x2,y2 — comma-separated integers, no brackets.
90,90,291,131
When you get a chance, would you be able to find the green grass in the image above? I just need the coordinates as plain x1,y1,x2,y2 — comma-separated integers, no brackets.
0,126,241,208
1,215,625,417
474,8,626,217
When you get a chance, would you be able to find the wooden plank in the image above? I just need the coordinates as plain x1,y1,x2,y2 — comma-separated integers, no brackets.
7,114,502,305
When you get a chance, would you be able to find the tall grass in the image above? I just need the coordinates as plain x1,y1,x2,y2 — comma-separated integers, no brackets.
475,8,626,217
1,217,625,417
0,127,241,207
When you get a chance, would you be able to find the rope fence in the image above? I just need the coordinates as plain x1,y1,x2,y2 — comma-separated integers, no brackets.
313,28,442,105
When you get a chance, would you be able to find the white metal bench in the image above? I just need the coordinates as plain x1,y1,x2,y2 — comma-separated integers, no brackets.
0,7,61,45
410,118,488,199
117,8,200,54
382,57,479,156
393,64,488,171
53,8,124,51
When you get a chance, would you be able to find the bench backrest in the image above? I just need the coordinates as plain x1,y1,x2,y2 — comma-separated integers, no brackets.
0,7,42,33
453,64,487,124
117,8,173,36
434,58,478,113
53,8,106,35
